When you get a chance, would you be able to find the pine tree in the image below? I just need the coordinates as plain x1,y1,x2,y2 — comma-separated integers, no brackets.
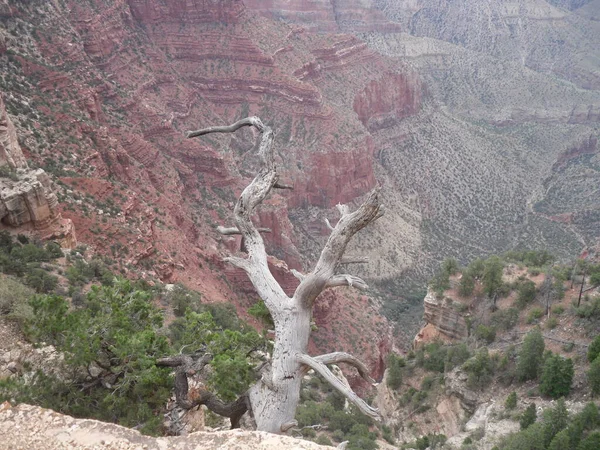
548,429,570,450
588,356,600,397
520,403,537,430
540,354,574,399
542,398,569,446
587,335,600,363
483,255,504,305
505,391,517,410
517,328,545,381
577,432,600,450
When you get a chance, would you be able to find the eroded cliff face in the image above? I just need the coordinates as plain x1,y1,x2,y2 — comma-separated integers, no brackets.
0,96,76,247
0,0,410,373
413,288,468,348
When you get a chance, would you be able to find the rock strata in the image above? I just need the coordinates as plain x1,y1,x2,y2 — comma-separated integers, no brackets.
0,96,75,247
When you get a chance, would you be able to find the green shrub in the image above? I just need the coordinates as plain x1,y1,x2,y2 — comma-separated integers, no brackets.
442,258,460,276
527,307,544,324
444,343,471,371
505,392,517,410
516,280,537,309
458,271,475,297
539,354,573,399
546,316,558,330
386,354,405,390
475,324,496,344
588,335,600,363
517,329,545,381
316,435,332,446
0,275,34,316
248,300,274,327
24,269,58,293
467,258,486,279
552,305,565,315
490,307,519,331
588,357,600,397
463,348,494,388
576,297,600,319
520,403,537,430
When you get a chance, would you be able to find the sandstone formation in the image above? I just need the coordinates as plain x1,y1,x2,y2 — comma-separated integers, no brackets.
0,403,331,450
0,96,76,247
413,288,468,347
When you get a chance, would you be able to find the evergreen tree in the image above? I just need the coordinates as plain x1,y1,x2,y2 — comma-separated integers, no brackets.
505,391,517,410
540,354,574,399
483,255,504,304
516,280,537,309
386,354,405,390
542,398,569,447
587,356,600,397
517,328,545,381
587,335,600,363
548,429,570,450
520,403,537,430
458,271,475,297
577,432,600,450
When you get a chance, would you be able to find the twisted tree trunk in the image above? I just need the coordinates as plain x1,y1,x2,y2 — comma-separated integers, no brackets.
186,117,383,433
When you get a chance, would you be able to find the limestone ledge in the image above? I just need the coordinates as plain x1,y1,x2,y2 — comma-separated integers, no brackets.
0,403,331,450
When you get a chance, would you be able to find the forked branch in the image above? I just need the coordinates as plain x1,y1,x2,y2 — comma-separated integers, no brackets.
298,354,381,420
313,352,376,384
294,187,384,306
187,117,289,309
156,355,248,429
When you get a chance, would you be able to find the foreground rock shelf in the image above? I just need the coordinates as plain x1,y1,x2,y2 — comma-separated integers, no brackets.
0,403,330,450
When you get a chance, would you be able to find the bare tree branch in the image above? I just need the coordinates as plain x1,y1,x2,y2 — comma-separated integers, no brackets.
294,187,383,307
313,352,376,384
325,274,369,290
280,420,298,432
156,355,248,429
274,182,294,190
324,218,335,231
291,269,305,282
189,117,290,311
217,226,272,235
297,354,381,420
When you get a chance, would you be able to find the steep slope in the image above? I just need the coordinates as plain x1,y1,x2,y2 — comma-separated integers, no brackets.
2,0,599,347
0,0,399,370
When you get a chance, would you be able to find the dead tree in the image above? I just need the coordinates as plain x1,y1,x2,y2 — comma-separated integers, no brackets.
181,116,384,433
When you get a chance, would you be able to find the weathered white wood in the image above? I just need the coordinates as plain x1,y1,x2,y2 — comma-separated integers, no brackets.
293,187,383,307
187,117,383,434
217,226,271,235
326,274,369,290
313,352,376,384
298,354,381,420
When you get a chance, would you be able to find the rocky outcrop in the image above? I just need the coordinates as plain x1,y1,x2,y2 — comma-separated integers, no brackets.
0,402,331,450
0,96,76,247
353,72,422,132
414,289,468,347
0,169,58,229
0,96,27,170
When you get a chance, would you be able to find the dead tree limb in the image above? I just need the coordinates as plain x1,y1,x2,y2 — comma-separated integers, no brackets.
186,116,383,433
156,355,248,429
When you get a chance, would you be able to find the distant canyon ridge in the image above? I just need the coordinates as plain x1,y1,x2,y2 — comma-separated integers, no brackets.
0,0,599,356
